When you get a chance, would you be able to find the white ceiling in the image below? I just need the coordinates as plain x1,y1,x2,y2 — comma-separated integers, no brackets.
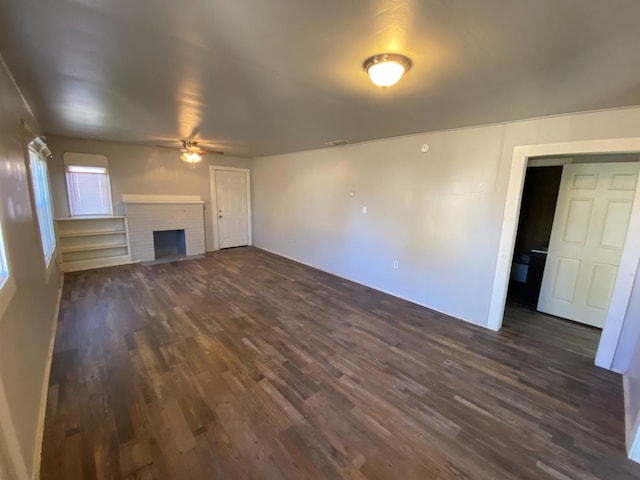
1,0,640,157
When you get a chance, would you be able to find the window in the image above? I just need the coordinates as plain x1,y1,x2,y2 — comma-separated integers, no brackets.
0,216,14,318
64,153,113,216
28,141,56,268
0,222,9,290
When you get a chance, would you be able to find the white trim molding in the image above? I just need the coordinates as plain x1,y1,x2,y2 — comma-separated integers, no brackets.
209,166,252,251
488,138,640,372
63,152,108,168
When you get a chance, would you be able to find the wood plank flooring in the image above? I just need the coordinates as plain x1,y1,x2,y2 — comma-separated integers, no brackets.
40,247,640,479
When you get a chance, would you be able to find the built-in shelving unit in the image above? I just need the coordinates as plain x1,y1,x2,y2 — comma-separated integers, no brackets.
54,216,132,272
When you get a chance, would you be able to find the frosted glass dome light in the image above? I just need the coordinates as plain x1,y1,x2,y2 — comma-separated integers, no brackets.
363,53,412,88
180,151,202,164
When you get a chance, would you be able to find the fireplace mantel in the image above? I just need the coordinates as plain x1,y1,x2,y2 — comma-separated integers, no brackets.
122,194,204,204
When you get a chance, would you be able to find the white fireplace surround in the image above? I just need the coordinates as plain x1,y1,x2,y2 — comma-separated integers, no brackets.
123,194,206,262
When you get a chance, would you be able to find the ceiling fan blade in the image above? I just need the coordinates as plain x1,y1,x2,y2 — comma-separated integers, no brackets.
199,148,224,155
155,141,223,155
189,126,201,139
154,144,182,150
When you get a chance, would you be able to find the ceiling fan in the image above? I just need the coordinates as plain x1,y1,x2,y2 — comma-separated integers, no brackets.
155,139,224,165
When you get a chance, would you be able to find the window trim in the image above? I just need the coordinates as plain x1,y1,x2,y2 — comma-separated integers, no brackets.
0,209,16,319
27,139,57,283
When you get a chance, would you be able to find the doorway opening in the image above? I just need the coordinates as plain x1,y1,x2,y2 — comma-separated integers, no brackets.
506,165,562,309
488,138,640,371
504,155,640,362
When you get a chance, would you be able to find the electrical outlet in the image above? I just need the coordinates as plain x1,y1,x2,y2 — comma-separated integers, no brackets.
393,261,399,269
362,206,367,214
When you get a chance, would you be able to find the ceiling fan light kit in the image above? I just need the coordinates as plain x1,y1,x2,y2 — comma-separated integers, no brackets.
152,138,223,165
363,53,413,88
179,139,203,165
180,150,202,164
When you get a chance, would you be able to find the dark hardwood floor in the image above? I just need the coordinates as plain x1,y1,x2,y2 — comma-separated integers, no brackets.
40,247,640,479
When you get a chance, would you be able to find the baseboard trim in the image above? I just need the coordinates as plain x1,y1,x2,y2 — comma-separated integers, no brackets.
253,245,483,329
31,276,64,480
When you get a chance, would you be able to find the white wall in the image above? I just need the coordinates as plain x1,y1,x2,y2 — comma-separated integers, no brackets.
251,106,640,339
46,136,251,252
0,58,62,478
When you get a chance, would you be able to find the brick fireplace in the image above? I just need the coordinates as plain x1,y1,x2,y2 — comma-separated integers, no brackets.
123,194,206,262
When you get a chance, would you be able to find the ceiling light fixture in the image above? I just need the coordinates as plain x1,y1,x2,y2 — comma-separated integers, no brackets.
180,139,203,164
363,53,412,88
180,150,202,164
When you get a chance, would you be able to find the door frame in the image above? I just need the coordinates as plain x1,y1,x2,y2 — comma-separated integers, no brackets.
209,166,252,251
487,138,640,370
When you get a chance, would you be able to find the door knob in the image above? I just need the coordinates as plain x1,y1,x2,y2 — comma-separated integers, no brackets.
218,215,223,218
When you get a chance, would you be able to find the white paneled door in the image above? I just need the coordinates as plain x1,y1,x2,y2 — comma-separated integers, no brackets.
215,169,249,249
538,162,639,328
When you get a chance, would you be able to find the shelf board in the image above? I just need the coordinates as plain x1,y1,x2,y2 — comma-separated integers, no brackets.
61,255,134,273
61,243,128,254
59,230,126,238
